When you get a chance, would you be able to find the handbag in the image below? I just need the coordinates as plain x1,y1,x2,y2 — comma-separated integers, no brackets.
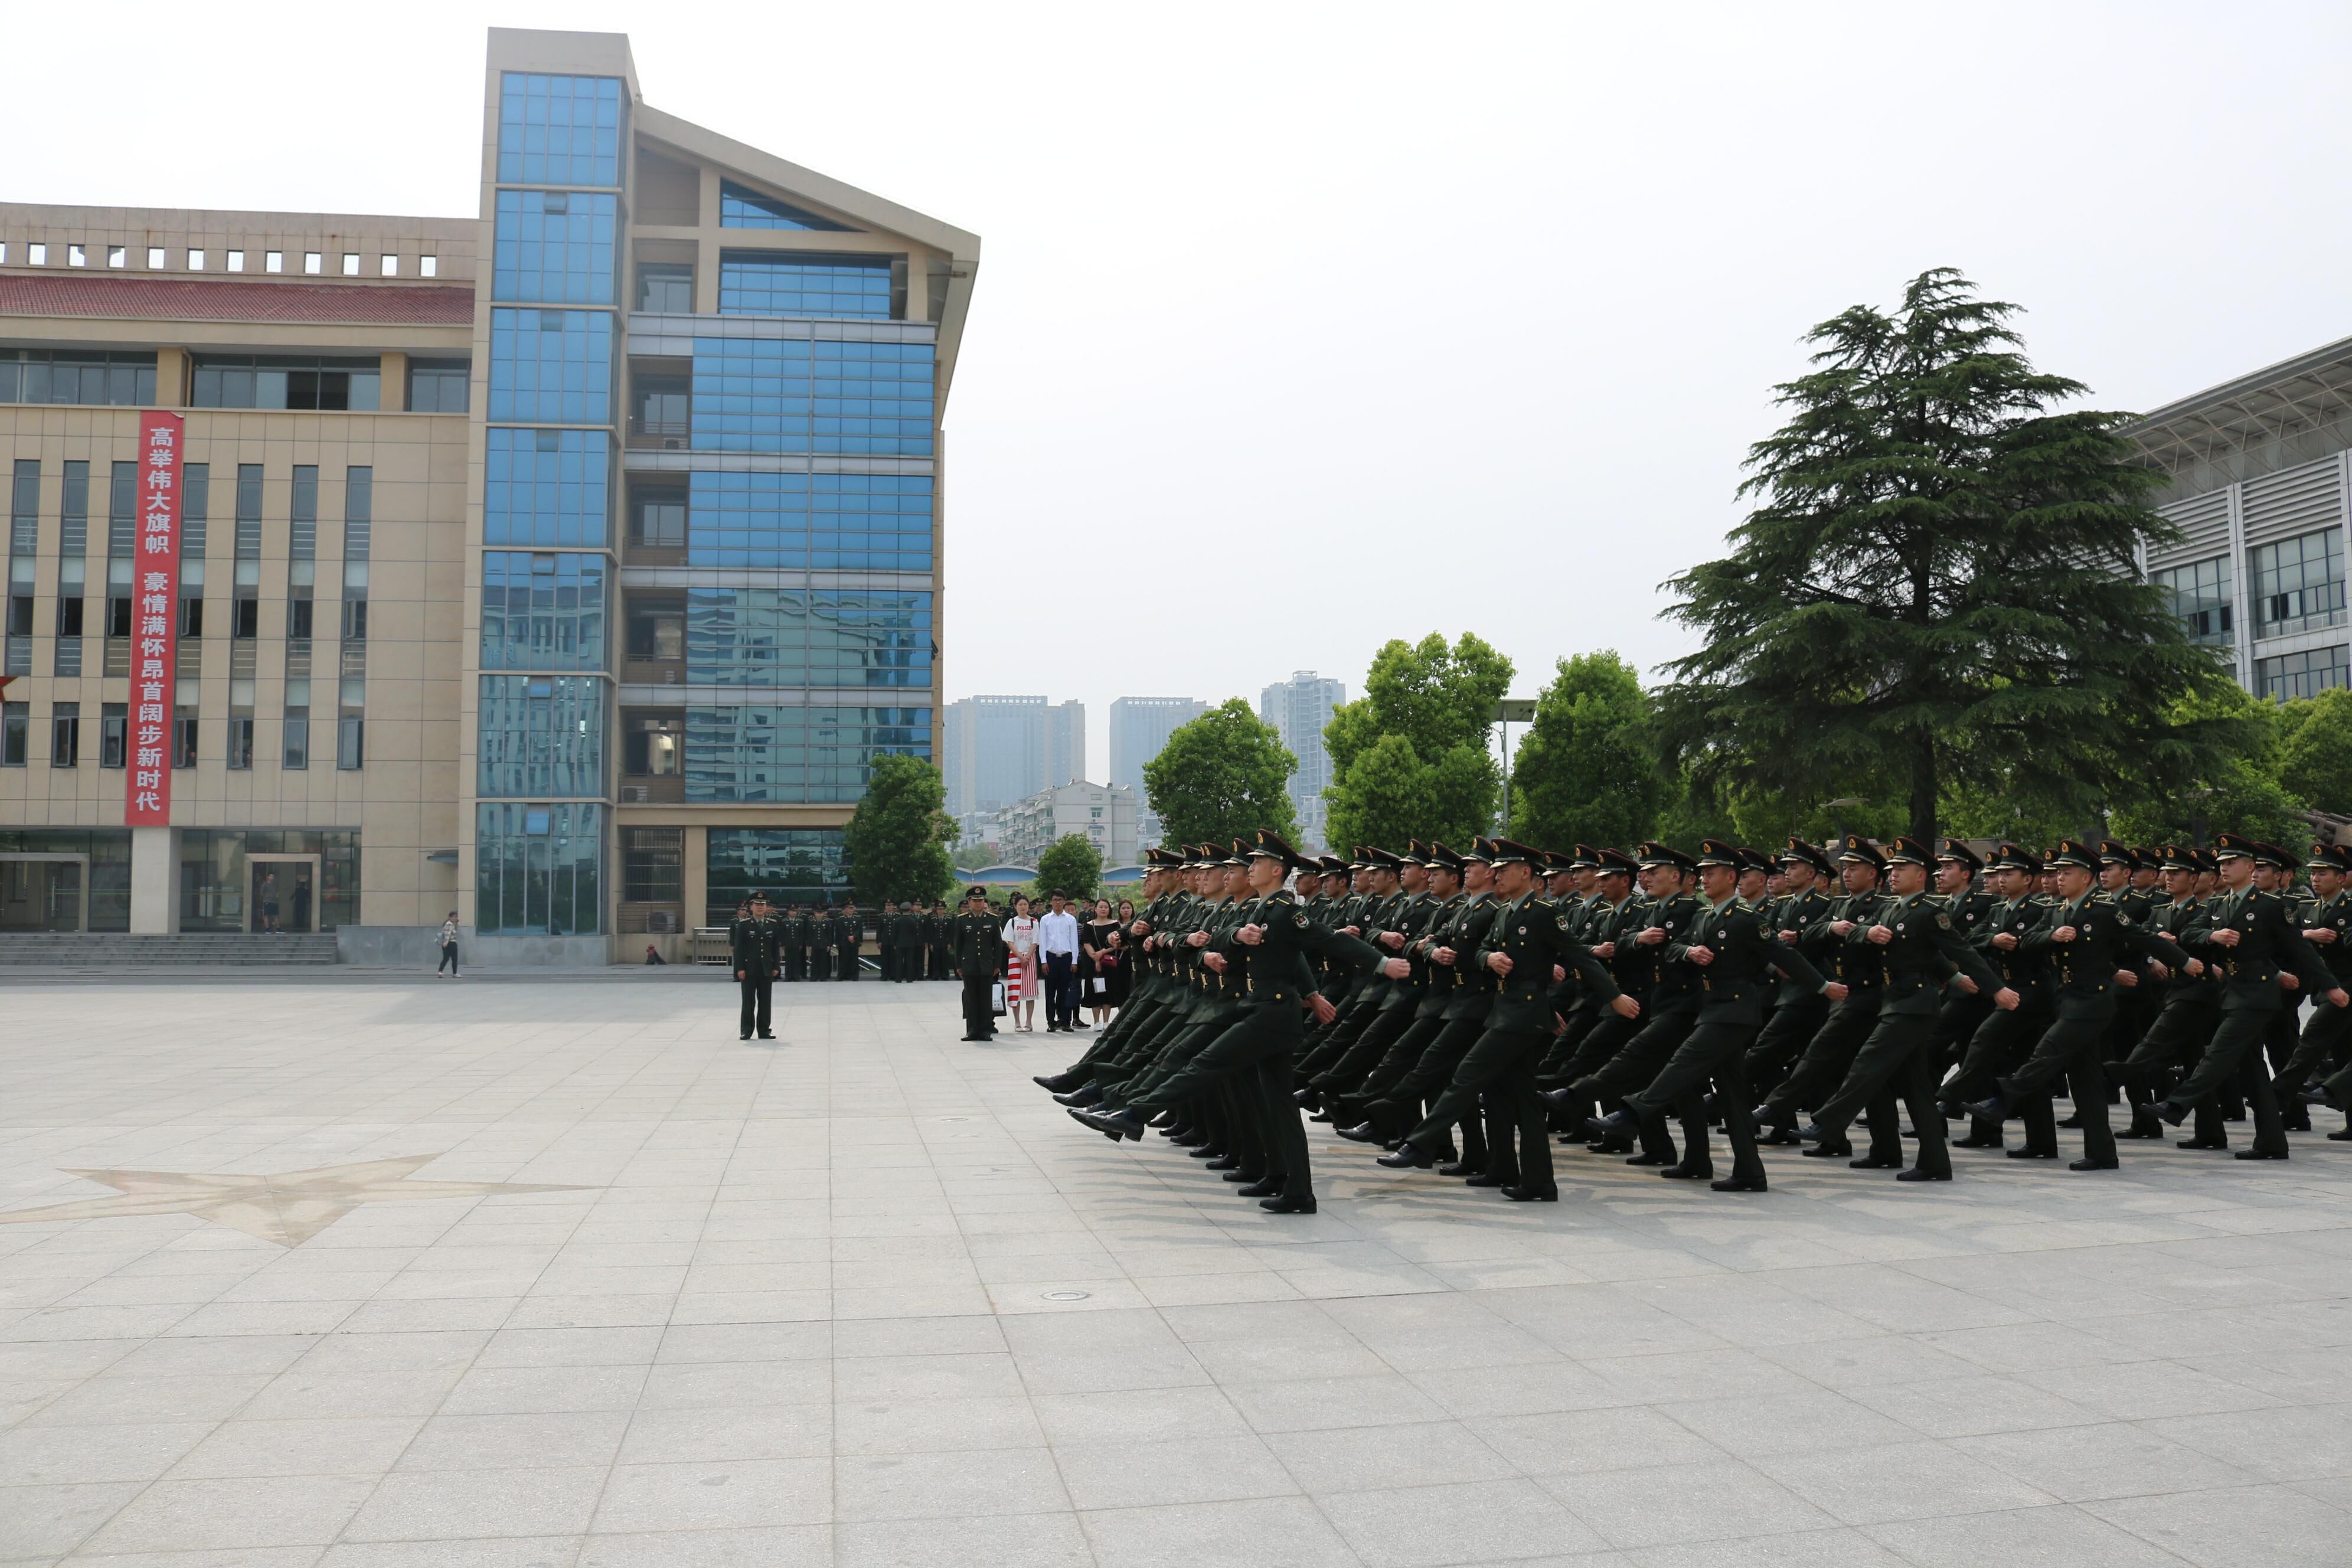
1089,976,1108,995
991,980,1007,1016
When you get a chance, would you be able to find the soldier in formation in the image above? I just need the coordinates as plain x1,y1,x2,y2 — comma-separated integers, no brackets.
1027,825,2352,1206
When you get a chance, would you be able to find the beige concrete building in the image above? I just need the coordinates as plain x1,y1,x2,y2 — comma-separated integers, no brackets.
0,27,977,961
994,780,1139,873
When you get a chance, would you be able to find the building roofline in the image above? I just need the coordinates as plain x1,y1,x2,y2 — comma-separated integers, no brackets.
2127,332,2352,435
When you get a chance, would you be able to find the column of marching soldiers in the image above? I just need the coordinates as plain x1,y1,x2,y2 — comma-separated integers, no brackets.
1031,828,2352,1214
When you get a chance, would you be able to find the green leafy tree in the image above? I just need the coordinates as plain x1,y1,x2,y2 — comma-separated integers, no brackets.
2275,687,2352,816
1655,267,2251,844
1035,834,1103,903
1144,699,1299,849
1324,633,1514,851
1509,651,1664,851
841,754,957,905
2111,681,2307,847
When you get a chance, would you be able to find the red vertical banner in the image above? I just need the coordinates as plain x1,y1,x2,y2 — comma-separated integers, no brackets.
126,411,181,827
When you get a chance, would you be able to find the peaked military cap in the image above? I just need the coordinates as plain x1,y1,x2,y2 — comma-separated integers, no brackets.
1882,835,1935,868
965,885,989,900
1988,841,2042,874
1780,837,1834,875
1693,838,1743,870
2211,831,2258,863
1544,850,1581,877
1635,841,1696,871
1593,847,1640,877
2255,839,2297,870
2094,838,2135,868
2131,847,2160,871
1319,854,1349,876
1736,846,1772,873
1488,837,1544,867
1216,838,1248,866
2157,844,2200,872
1425,841,1465,872
1397,839,1427,867
1246,828,1309,870
1835,834,1886,869
2047,838,2099,870
1462,837,1496,864
1936,837,1984,871
1567,843,1601,870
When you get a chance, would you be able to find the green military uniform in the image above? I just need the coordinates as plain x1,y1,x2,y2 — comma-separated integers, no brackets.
810,908,836,981
950,891,1005,1040
835,906,863,980
784,906,814,982
890,904,925,983
730,900,785,1040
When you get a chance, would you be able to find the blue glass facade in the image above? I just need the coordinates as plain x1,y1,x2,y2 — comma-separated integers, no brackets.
478,675,607,798
685,589,930,688
476,802,603,935
482,553,607,671
688,472,933,571
498,74,625,186
484,429,610,548
488,310,613,424
718,253,893,319
719,181,850,231
684,705,932,803
691,337,934,456
706,828,851,920
493,190,619,305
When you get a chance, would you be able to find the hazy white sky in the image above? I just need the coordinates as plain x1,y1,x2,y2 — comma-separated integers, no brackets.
15,2,2352,783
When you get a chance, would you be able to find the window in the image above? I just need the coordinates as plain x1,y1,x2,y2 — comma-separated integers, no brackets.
2252,528,2347,637
337,715,364,770
623,712,682,776
486,309,613,424
227,250,245,272
264,250,283,273
407,359,471,413
622,827,684,902
233,598,258,639
684,705,931,803
190,355,380,411
492,190,618,305
481,551,607,671
688,471,935,572
283,711,308,769
172,708,197,768
380,254,398,277
632,374,689,442
478,674,606,796
55,599,82,637
718,180,852,232
1,702,25,765
342,599,368,641
180,597,204,638
484,428,610,546
51,702,79,766
0,350,159,407
690,335,935,456
631,487,686,549
106,246,125,269
625,596,684,661
496,72,626,187
27,244,45,266
718,251,893,319
226,716,253,770
337,253,355,276
188,249,205,271
705,827,850,922
636,264,693,313
684,588,933,688
68,244,86,267
2257,645,2351,701
420,254,438,277
145,247,165,269
475,800,603,935
2154,554,2233,646
100,703,127,768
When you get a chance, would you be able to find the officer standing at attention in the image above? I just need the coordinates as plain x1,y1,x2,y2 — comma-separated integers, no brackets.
836,902,863,981
891,899,926,983
950,886,1005,1041
781,903,811,983
731,891,784,1042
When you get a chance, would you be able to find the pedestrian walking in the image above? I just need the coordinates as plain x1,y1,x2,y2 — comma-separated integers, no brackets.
436,912,460,977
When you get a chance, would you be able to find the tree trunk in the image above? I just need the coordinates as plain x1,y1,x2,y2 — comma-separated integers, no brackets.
1909,740,1939,845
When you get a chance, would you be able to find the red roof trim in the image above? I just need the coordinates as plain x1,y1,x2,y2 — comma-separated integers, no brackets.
0,273,475,327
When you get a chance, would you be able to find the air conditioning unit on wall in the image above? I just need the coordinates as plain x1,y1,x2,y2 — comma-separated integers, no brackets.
619,785,649,803
645,909,678,933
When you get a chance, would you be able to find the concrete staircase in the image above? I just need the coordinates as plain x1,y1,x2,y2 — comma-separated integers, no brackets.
0,932,341,967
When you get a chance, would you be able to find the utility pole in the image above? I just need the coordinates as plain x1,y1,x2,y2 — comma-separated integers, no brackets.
1492,698,1536,835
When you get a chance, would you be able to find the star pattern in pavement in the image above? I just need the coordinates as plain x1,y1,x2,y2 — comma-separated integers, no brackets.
0,1155,589,1246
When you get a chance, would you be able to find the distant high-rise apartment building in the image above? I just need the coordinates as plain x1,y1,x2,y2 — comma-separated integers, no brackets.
942,695,1084,816
1259,671,1347,850
1108,697,1204,796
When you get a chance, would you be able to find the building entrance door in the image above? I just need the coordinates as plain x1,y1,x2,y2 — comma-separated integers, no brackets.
0,855,89,932
247,855,321,935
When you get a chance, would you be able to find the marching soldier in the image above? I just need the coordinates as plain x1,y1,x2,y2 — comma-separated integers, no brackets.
730,891,784,1042
1752,835,1893,1155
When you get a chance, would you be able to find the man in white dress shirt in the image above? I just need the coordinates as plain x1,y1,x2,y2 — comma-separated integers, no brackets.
1039,890,1085,1033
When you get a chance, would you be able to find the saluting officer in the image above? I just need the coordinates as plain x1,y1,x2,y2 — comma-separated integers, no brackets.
730,891,785,1042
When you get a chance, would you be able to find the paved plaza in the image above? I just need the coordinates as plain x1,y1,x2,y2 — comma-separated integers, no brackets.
2,978,2350,1566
